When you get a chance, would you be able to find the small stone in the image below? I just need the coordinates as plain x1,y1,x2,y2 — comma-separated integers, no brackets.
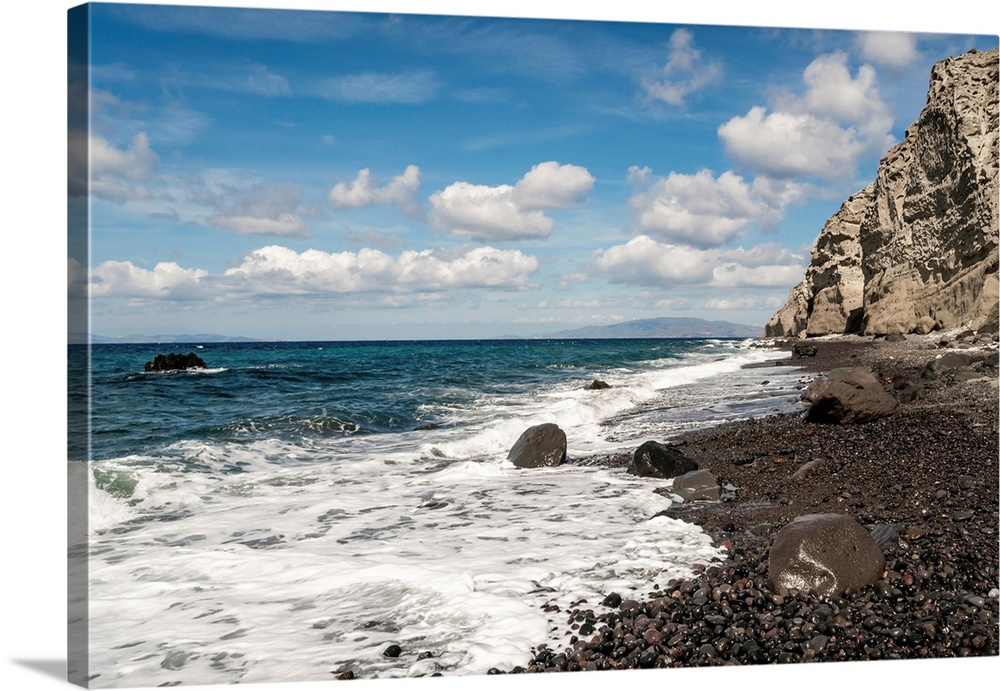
382,645,402,658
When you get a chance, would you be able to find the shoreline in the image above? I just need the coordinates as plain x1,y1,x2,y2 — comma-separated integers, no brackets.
523,331,998,671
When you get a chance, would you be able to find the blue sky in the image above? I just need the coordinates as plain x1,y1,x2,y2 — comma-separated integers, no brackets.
70,1,998,340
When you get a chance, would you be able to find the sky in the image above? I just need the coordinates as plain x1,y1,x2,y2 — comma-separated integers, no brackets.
69,3,998,340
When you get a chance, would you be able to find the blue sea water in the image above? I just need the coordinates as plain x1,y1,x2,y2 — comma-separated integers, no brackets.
73,338,810,686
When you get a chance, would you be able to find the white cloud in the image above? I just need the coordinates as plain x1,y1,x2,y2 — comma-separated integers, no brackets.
221,245,538,295
591,235,806,289
857,32,919,69
642,28,721,106
87,132,159,202
330,165,420,211
711,262,807,287
592,236,717,285
512,161,594,210
211,214,309,237
628,169,777,247
718,52,893,180
430,162,593,241
90,260,209,300
87,245,540,304
704,296,785,310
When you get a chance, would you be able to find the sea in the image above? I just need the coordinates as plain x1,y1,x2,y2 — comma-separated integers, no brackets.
70,338,812,687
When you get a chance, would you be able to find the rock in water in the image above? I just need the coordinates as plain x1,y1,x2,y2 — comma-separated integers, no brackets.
144,352,208,372
507,423,567,468
803,366,898,424
627,441,698,478
768,514,886,597
766,48,999,337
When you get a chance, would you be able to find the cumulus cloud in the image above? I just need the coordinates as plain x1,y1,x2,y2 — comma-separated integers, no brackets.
627,168,778,248
592,236,718,285
87,132,160,202
86,245,539,305
512,161,594,210
718,52,893,180
642,29,721,106
857,32,919,69
591,235,807,288
89,260,209,300
430,162,594,241
330,165,420,212
221,245,538,295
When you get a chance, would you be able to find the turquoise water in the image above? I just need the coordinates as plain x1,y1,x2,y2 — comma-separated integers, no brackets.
80,338,764,460
73,338,809,686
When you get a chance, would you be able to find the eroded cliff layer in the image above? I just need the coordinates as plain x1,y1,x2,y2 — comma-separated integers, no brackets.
766,47,999,337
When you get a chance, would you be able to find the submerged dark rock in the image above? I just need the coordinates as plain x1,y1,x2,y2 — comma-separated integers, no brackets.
144,352,208,372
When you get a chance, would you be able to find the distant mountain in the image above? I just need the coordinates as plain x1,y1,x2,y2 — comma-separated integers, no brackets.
540,317,762,339
82,333,261,344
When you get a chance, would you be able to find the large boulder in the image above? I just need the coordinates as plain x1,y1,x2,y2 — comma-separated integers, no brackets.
144,352,208,372
627,441,698,479
768,514,886,597
803,366,898,424
507,423,567,468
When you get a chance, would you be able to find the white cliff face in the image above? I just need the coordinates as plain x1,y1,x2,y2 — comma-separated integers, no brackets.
766,48,999,338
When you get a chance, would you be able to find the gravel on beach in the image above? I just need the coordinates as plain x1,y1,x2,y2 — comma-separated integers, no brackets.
518,333,999,673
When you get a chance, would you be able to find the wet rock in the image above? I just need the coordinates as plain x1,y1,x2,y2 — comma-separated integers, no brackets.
627,440,698,479
508,423,567,468
768,514,886,597
145,352,207,372
672,469,721,501
382,644,402,658
584,379,611,390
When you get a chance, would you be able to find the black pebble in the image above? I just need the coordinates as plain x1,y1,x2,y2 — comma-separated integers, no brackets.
382,645,402,658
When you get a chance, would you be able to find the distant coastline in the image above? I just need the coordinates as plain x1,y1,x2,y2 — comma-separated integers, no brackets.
77,316,762,345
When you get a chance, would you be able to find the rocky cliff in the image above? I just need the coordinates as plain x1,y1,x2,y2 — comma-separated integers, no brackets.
766,47,999,338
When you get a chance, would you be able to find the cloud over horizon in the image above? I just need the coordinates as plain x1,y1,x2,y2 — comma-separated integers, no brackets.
429,162,594,241
87,244,539,304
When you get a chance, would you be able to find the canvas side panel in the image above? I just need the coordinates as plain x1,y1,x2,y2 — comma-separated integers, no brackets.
67,3,91,687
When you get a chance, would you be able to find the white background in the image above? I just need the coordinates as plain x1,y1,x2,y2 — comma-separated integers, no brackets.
3,1,998,690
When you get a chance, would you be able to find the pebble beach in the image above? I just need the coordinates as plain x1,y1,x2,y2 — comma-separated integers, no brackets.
519,331,999,672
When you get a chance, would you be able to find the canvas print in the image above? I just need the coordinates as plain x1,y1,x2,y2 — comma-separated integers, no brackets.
67,2,999,688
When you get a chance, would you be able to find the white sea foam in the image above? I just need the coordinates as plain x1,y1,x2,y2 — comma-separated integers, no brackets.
85,342,807,687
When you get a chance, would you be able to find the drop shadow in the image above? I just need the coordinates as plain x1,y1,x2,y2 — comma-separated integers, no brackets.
11,659,66,681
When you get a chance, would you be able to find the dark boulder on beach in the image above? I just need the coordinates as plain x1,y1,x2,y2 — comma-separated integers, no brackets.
627,441,698,479
768,513,886,597
508,423,567,468
584,379,611,390
802,366,898,424
144,352,208,372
